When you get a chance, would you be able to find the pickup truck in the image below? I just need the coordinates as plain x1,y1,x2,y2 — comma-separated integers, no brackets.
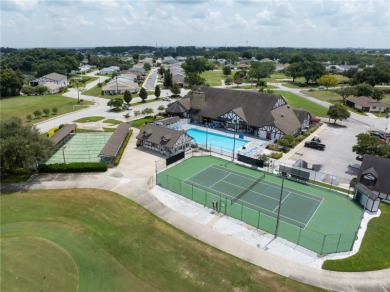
304,141,326,150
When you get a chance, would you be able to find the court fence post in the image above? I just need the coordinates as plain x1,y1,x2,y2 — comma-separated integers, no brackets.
191,184,194,200
240,203,244,221
205,191,207,206
336,233,342,252
297,227,302,245
257,210,261,228
320,233,326,255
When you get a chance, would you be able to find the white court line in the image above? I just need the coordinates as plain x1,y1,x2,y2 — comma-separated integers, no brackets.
186,165,318,228
272,192,291,213
303,198,324,229
209,173,232,189
211,165,263,181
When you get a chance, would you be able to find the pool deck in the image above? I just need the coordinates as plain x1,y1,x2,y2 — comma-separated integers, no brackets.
180,123,270,157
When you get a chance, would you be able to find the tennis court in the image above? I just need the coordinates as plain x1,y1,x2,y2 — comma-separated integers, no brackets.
46,133,112,164
187,165,322,228
157,155,363,254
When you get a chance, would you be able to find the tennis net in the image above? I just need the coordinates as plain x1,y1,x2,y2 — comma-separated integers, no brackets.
231,172,266,204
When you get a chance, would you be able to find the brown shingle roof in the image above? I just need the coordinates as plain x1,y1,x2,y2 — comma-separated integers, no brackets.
355,183,379,200
271,105,302,135
99,123,130,157
50,124,77,146
136,123,192,148
357,155,390,194
347,96,388,108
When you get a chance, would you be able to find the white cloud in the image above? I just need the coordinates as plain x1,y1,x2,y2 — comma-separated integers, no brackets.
0,0,388,48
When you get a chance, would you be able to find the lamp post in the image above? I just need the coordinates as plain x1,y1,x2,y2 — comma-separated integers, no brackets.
232,121,237,161
76,82,80,103
62,145,67,164
205,123,208,151
275,177,285,238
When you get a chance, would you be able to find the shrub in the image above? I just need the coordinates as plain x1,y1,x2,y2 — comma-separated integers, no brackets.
43,108,50,116
266,144,279,151
26,114,32,122
52,107,58,114
59,124,65,129
142,108,154,114
277,135,296,148
295,135,306,142
33,110,42,118
114,130,133,166
270,152,283,159
157,105,165,111
38,162,108,173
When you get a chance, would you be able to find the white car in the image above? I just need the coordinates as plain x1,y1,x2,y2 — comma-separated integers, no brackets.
163,97,171,101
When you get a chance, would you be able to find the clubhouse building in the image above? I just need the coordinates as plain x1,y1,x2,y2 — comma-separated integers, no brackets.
166,86,312,140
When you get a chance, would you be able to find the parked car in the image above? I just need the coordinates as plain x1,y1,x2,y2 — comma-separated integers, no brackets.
304,141,326,151
163,97,171,101
370,132,388,140
356,155,363,161
123,105,132,110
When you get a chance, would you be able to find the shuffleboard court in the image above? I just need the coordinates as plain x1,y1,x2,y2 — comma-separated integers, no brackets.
186,165,322,228
46,133,112,164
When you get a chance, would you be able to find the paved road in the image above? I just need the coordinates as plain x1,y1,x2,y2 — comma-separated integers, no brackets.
3,129,389,291
35,71,190,133
143,68,158,90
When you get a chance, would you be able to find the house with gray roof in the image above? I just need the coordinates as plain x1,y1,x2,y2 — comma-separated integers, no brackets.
30,72,68,87
136,123,192,157
166,86,311,141
353,154,390,212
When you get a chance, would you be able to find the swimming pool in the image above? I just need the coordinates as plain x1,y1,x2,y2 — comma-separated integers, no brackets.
186,128,248,152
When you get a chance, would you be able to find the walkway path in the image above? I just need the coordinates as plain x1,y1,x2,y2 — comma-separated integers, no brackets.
2,128,389,291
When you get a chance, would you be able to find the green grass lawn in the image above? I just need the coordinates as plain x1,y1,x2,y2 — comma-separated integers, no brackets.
103,118,122,125
130,116,156,128
0,95,93,123
0,189,321,291
201,70,233,86
262,73,291,82
274,90,329,117
83,86,153,100
73,116,105,123
322,203,390,271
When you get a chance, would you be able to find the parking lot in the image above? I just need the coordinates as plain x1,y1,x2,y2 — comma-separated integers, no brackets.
287,122,364,186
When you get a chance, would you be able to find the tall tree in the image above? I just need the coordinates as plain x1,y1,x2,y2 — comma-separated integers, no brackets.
163,69,173,88
154,85,161,99
353,133,390,158
327,104,350,124
170,83,181,97
285,62,303,82
139,87,148,102
250,61,275,81
181,57,209,74
107,98,124,110
0,68,24,97
372,88,385,101
336,87,355,104
184,72,206,88
355,83,374,97
123,90,132,105
223,66,232,75
317,75,338,89
0,117,53,175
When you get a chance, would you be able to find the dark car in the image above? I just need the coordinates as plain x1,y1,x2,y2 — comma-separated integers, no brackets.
356,155,363,161
304,141,326,151
370,132,387,140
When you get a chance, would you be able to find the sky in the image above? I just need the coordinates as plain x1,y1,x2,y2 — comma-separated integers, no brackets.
1,0,389,49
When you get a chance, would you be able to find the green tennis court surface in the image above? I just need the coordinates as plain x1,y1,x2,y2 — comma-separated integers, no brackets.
46,133,112,164
157,156,363,255
187,165,322,228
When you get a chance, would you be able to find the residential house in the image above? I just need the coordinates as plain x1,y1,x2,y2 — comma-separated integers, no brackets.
102,78,139,95
166,86,312,140
128,67,146,75
346,96,389,113
136,123,193,157
99,66,120,75
30,72,68,87
172,73,185,87
353,155,390,212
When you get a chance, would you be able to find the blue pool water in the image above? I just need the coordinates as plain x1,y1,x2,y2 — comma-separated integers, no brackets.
186,128,248,151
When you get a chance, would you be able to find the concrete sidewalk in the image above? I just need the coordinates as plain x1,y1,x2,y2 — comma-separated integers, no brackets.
2,128,389,291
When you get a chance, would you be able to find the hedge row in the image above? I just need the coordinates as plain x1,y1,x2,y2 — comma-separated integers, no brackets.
114,129,133,166
38,162,108,173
